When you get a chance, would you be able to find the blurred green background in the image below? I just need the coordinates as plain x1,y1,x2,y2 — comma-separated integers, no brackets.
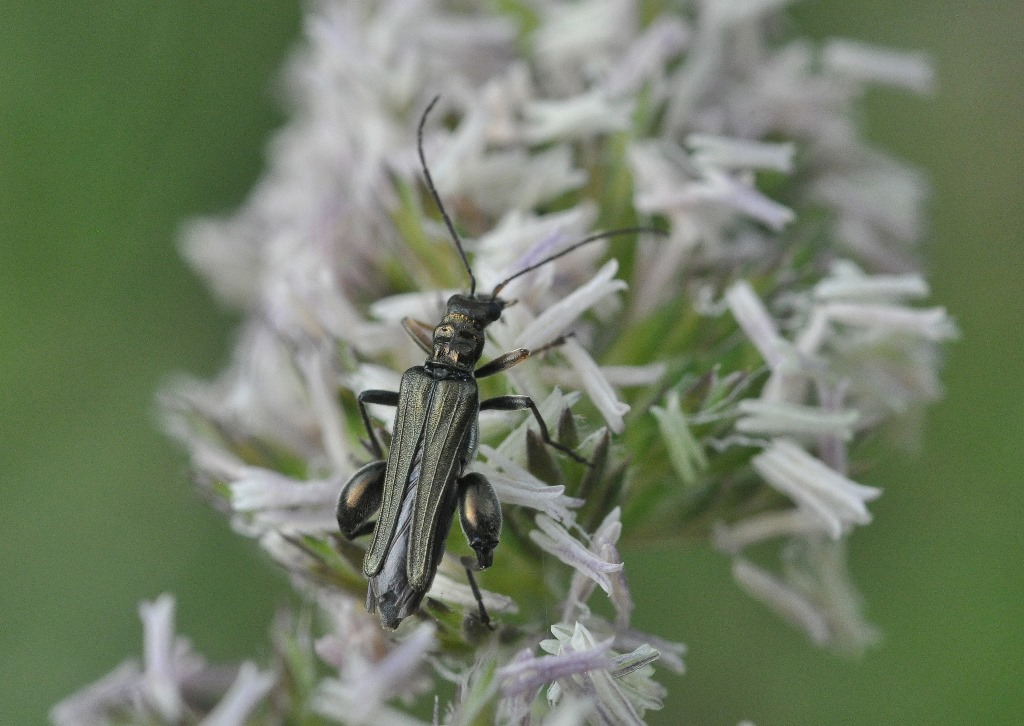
1,2,1020,724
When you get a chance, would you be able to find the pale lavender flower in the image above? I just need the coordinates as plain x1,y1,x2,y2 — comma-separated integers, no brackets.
559,339,632,434
733,558,833,645
474,447,583,523
60,0,955,723
522,91,634,144
516,261,627,351
50,662,141,726
199,663,277,726
51,595,275,726
725,281,794,372
498,630,616,702
562,508,634,628
822,39,936,94
734,399,860,441
530,515,625,596
425,572,519,617
751,439,883,539
713,509,830,555
498,622,666,726
712,258,951,649
732,538,881,652
228,467,339,537
313,623,437,726
139,594,194,722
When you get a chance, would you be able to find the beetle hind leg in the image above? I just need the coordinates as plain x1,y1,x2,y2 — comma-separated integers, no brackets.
336,460,387,539
459,557,494,629
457,472,502,569
457,472,503,628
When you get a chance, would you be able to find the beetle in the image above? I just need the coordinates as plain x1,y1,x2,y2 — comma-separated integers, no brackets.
336,96,657,629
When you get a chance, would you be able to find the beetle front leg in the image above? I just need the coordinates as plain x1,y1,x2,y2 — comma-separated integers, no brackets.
473,335,573,380
336,460,387,539
401,317,434,354
480,394,591,465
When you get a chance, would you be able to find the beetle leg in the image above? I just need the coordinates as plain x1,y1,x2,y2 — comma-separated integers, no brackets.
357,389,399,459
473,335,574,380
336,460,388,539
460,557,493,629
458,472,501,628
529,332,575,356
401,317,434,354
480,394,591,465
457,472,502,568
474,348,529,379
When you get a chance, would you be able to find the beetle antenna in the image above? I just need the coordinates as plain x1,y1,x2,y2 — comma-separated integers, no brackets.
418,96,477,296
491,226,665,297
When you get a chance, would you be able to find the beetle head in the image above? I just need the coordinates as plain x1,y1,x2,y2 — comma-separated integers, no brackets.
430,294,505,370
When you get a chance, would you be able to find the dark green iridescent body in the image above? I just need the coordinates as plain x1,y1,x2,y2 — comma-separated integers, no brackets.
362,367,479,626
335,98,649,629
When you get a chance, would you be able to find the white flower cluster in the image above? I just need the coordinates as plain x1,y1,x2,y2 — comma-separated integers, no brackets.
712,263,954,650
59,0,952,723
51,595,275,726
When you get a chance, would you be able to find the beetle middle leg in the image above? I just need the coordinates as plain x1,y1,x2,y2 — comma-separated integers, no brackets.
480,394,590,465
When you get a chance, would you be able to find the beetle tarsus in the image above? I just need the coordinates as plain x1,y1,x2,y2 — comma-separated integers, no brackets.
462,558,493,630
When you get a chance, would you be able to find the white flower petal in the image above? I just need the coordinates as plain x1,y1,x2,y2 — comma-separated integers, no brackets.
706,169,795,230
313,623,436,726
813,263,929,302
726,281,792,369
819,302,958,341
530,515,624,594
474,452,582,523
516,260,626,351
564,508,633,627
523,91,633,144
139,595,186,723
732,558,831,645
49,661,141,726
752,439,882,538
687,133,796,172
735,399,860,440
198,662,276,726
604,17,690,96
229,468,338,512
823,39,935,94
560,339,630,434
427,573,519,615
712,509,829,553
